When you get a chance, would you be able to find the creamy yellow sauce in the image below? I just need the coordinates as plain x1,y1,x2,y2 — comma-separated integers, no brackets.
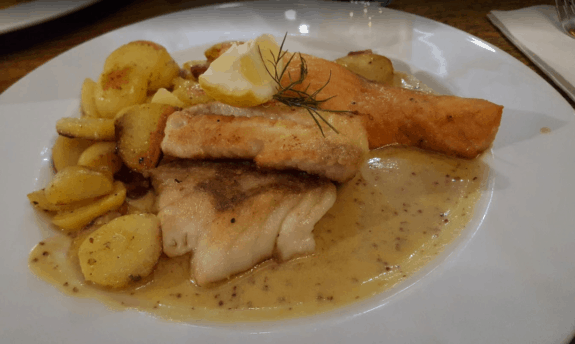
29,145,487,322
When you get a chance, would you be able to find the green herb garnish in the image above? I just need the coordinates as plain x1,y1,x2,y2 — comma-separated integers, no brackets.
259,33,346,136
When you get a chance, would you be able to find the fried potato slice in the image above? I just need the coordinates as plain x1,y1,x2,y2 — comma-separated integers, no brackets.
335,50,394,85
78,213,162,288
150,88,186,108
27,189,97,212
94,65,149,118
51,136,93,172
44,166,114,205
115,103,177,172
77,141,122,174
103,40,179,91
171,77,214,107
181,60,209,81
67,212,122,264
80,78,100,118
56,117,115,141
28,189,67,212
51,181,126,231
204,41,243,62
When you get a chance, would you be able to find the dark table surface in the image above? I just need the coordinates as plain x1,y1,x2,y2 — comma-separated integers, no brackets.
1,0,573,342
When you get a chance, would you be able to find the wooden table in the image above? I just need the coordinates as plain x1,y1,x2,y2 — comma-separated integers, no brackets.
1,0,573,342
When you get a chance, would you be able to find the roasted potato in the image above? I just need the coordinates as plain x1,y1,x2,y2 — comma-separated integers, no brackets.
93,65,149,118
335,50,394,85
204,41,243,62
68,223,101,264
77,213,162,288
181,60,209,81
150,88,186,108
77,142,123,174
67,212,122,264
103,40,179,91
44,166,114,205
51,181,126,231
144,94,154,104
28,189,68,212
80,78,100,118
27,189,97,212
56,117,115,141
51,136,93,172
171,77,214,107
115,103,177,172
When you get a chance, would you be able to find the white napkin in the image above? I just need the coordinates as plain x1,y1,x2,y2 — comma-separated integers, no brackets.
488,5,575,103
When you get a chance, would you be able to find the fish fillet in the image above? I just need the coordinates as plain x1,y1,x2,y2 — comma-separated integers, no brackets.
161,102,369,182
149,160,336,286
282,53,503,158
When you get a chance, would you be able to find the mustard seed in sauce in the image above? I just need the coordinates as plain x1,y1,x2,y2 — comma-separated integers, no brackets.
28,146,487,322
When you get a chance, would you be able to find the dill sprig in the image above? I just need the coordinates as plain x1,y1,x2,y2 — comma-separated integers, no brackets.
259,33,346,136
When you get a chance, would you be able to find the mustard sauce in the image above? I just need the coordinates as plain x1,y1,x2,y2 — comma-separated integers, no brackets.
29,146,488,322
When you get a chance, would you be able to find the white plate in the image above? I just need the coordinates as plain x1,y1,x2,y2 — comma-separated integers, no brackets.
1,1,574,343
0,0,100,34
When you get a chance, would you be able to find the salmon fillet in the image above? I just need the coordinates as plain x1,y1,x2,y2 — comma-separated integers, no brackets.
149,160,336,286
282,53,503,158
161,102,369,182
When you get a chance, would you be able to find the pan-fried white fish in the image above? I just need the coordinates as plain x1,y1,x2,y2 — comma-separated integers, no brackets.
149,160,336,286
161,102,369,183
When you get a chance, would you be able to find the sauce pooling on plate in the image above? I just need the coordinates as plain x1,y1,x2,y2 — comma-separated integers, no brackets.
29,145,488,322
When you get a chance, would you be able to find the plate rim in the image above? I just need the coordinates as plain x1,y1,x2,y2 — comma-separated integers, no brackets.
0,0,101,35
1,1,575,343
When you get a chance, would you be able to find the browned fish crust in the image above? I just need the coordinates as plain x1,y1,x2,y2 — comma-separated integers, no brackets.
353,85,503,158
148,159,337,285
152,159,330,213
161,103,369,182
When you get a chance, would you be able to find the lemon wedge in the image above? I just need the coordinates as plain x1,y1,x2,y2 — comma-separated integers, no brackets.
198,34,283,107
